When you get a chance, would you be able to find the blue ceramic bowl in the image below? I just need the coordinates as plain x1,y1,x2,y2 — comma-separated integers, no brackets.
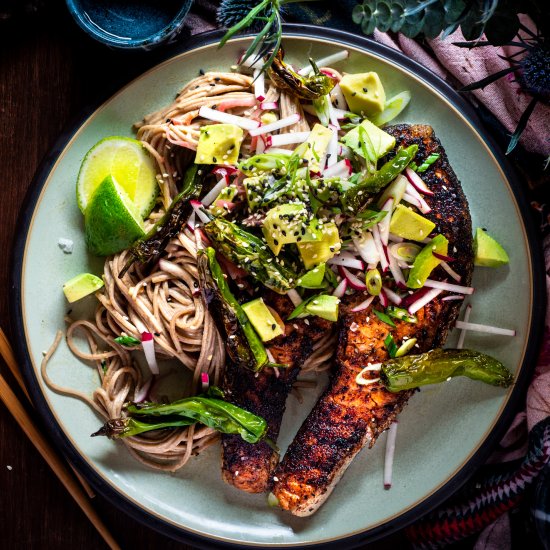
66,0,193,50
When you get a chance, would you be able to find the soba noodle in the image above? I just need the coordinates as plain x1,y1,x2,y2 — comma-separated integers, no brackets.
43,70,337,471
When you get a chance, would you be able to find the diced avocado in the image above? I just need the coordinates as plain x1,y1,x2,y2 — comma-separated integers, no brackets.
297,222,341,269
340,72,386,116
302,124,334,172
474,228,509,267
63,273,104,303
262,203,309,255
242,298,284,342
342,119,396,161
407,234,448,289
195,124,243,165
209,184,239,217
390,204,436,242
297,264,326,288
305,294,340,322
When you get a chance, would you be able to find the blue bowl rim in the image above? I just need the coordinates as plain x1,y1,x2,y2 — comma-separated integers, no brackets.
65,0,194,49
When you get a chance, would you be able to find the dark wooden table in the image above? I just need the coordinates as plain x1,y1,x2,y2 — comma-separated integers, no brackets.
0,4,409,548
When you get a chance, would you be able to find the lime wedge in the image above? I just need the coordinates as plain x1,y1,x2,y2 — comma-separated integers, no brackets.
77,136,158,218
63,273,104,303
85,175,145,256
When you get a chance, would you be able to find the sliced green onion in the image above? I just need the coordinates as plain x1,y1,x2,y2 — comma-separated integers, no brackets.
114,335,141,347
386,306,417,324
416,153,440,173
366,268,382,296
395,337,417,357
384,334,398,358
374,309,396,327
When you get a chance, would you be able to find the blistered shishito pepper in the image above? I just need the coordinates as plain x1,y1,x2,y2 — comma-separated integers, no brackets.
342,145,418,213
381,348,514,392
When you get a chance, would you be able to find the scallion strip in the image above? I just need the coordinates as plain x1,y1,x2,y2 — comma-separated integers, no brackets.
416,153,440,173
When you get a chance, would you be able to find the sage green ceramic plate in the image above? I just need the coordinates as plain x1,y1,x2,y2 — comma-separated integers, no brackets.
12,27,544,548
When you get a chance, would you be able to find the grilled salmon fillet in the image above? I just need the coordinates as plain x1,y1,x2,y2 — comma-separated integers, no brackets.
222,293,331,493
272,124,474,515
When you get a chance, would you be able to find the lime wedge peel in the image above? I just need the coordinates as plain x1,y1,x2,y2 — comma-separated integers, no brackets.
84,175,145,257
77,136,158,218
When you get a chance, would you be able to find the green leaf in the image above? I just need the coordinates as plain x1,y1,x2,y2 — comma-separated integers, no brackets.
506,97,538,155
352,4,366,24
114,335,141,347
460,67,517,92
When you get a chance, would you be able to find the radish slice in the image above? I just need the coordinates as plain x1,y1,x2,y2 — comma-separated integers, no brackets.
353,234,379,267
332,278,348,298
323,159,352,179
327,100,340,130
408,287,443,314
198,106,259,130
338,266,367,290
382,286,402,305
255,134,266,154
326,125,338,168
384,422,398,489
338,144,352,158
249,114,301,136
405,167,434,195
190,200,211,224
331,84,348,111
379,288,389,307
457,304,472,349
297,50,349,76
186,211,196,230
454,321,516,337
134,376,153,403
387,252,406,287
201,372,210,392
351,295,375,312
388,233,404,243
439,260,462,282
441,295,465,301
269,131,310,147
253,69,266,101
141,332,159,375
432,252,456,263
260,101,278,110
286,289,303,307
201,176,228,207
328,253,364,270
378,198,394,246
404,183,431,214
372,225,389,272
423,279,474,295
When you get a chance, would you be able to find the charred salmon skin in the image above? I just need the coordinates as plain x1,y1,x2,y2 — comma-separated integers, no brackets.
222,292,331,493
271,124,474,515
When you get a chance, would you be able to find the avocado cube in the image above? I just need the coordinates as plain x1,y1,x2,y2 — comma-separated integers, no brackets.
305,294,339,322
302,124,334,172
341,119,396,160
407,234,448,289
474,228,509,267
195,124,243,165
340,72,386,116
297,263,326,289
389,204,436,242
262,203,309,255
63,273,104,303
242,298,284,342
297,222,341,269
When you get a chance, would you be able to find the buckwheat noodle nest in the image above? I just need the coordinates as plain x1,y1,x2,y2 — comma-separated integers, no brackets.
43,70,337,472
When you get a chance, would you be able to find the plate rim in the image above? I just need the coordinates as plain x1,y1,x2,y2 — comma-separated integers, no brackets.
10,25,546,549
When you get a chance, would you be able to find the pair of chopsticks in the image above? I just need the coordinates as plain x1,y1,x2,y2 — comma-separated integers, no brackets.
0,327,120,550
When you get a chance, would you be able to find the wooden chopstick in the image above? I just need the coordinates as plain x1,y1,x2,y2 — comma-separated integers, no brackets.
0,331,120,549
0,329,95,499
